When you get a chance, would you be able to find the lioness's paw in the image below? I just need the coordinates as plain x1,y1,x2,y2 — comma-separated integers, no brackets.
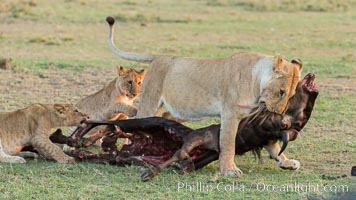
279,159,300,170
7,156,26,164
221,167,243,177
57,156,75,164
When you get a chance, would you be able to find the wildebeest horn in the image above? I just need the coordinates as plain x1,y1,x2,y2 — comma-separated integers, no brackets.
279,131,289,156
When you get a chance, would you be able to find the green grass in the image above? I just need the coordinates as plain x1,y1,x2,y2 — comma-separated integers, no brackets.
0,0,355,199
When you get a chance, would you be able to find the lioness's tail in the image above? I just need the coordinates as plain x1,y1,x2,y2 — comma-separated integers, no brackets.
106,16,155,63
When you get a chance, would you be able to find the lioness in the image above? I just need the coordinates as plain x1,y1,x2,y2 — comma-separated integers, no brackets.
106,16,303,176
76,65,146,121
0,104,88,164
139,72,318,180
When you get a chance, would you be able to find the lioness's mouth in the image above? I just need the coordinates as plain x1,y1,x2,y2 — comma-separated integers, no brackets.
126,94,137,99
302,73,318,93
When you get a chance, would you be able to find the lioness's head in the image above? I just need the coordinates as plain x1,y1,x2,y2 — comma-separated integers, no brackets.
116,65,146,99
53,104,89,126
261,56,303,114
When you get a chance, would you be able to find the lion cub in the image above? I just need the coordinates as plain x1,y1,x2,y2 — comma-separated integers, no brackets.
75,65,146,121
0,104,88,164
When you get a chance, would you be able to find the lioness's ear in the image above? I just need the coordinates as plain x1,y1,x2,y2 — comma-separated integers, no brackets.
138,69,147,76
54,104,65,114
116,65,127,76
273,55,284,72
291,58,303,71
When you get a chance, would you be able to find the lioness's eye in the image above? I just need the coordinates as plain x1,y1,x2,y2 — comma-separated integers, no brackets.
128,80,133,85
138,82,141,85
280,89,285,97
74,109,79,113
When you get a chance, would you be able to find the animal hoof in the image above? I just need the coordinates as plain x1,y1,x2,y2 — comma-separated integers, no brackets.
141,168,157,181
221,167,243,177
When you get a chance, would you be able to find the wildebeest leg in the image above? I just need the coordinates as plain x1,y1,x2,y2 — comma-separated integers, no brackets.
140,135,206,181
176,151,219,173
264,141,300,170
193,151,219,170
66,124,98,147
82,127,113,147
68,149,116,164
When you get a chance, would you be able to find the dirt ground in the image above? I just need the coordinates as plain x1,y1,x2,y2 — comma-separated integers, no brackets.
0,66,117,112
1,65,355,113
318,77,356,96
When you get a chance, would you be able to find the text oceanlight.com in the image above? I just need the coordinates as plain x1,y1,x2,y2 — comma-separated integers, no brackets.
177,181,349,194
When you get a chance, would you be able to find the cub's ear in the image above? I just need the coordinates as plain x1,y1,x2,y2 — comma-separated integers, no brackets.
272,55,284,72
54,104,65,114
138,69,147,76
291,58,303,71
116,65,127,76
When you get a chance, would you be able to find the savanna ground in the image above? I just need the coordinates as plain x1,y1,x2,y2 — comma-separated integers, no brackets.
0,0,355,199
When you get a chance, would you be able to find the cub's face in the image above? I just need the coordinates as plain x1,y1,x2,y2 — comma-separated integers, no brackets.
262,56,303,114
115,65,146,99
53,104,89,126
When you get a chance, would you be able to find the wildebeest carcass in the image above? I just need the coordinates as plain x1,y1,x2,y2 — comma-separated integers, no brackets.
49,73,318,181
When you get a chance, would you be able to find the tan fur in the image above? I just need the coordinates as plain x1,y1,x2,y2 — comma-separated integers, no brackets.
264,141,300,170
161,111,186,123
106,18,303,176
75,65,146,121
0,104,88,164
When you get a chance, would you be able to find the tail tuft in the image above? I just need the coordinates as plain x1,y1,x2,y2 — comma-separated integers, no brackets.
106,15,154,63
106,16,115,26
